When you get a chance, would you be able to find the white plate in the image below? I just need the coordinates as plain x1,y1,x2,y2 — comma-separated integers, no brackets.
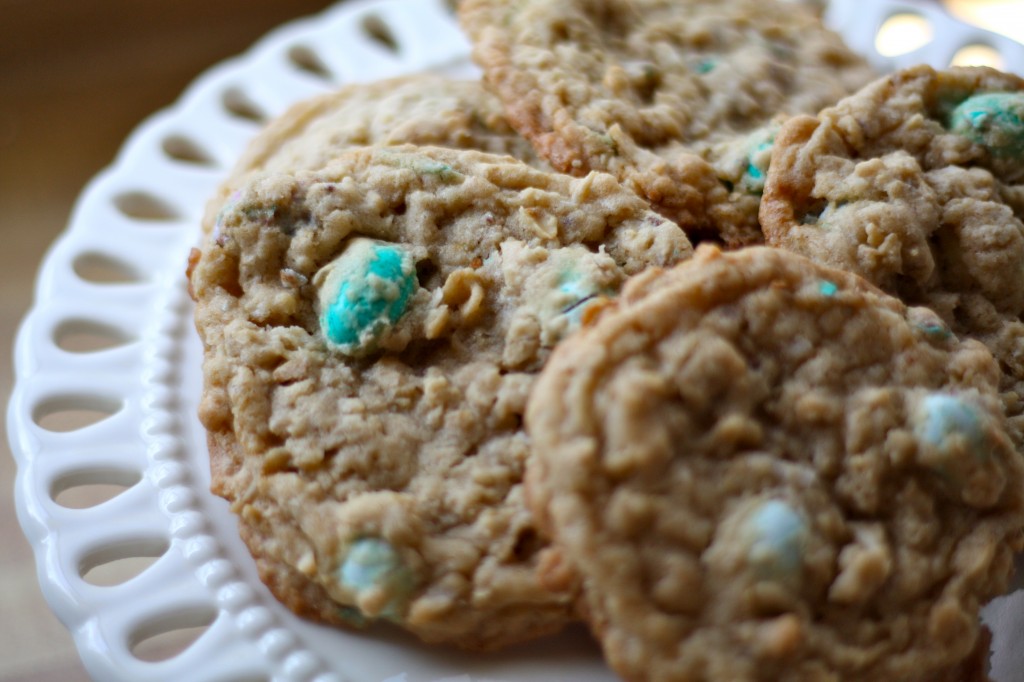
7,1,1024,680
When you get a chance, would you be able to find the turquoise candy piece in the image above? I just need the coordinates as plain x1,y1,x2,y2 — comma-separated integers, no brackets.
918,322,952,341
907,308,953,344
913,393,1000,499
818,280,838,297
550,266,616,339
949,92,1024,157
916,393,987,455
339,538,414,618
738,138,774,194
315,238,417,356
695,58,717,74
744,500,808,583
558,271,605,327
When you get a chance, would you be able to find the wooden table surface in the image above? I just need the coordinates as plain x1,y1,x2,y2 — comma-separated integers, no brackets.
2,2,1023,681
0,3,333,680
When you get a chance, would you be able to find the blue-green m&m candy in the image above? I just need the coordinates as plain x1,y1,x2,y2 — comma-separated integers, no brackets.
949,92,1024,157
314,238,417,356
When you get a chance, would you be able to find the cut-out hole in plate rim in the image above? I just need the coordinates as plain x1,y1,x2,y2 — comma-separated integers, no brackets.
161,134,218,167
32,394,123,433
72,252,145,285
222,87,267,123
361,13,400,53
54,319,136,353
50,467,142,510
287,44,334,80
79,538,170,587
876,12,934,56
129,607,219,663
113,191,182,222
951,42,1006,68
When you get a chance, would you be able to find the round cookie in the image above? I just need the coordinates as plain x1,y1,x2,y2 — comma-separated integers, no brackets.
526,245,1024,680
458,0,877,246
759,65,1024,443
202,75,548,236
188,144,693,649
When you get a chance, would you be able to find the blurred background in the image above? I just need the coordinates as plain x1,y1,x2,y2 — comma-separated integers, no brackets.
0,1,1022,681
0,4,333,680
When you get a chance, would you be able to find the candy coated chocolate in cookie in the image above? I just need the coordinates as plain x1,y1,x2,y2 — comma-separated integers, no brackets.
459,0,877,245
314,238,418,356
949,92,1024,158
526,245,1024,681
189,144,691,649
760,65,1024,444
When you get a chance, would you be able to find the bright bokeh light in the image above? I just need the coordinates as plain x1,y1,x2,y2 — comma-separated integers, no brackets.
874,2,1022,67
944,0,1024,44
950,43,1006,68
875,13,934,56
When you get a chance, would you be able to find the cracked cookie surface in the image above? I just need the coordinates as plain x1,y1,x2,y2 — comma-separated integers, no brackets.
203,76,548,238
459,0,877,246
760,65,1024,446
188,144,692,649
526,245,1024,680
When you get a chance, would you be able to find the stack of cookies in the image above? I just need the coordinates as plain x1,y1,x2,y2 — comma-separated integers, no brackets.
186,0,1024,679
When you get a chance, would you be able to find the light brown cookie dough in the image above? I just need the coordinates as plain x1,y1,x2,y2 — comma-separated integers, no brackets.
188,144,692,649
458,0,877,246
202,75,548,237
526,245,1024,681
759,64,1024,445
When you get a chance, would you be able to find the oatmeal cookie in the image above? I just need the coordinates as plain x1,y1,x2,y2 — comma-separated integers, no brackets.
760,65,1024,444
188,144,692,649
458,0,877,246
526,245,1024,680
202,75,547,237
